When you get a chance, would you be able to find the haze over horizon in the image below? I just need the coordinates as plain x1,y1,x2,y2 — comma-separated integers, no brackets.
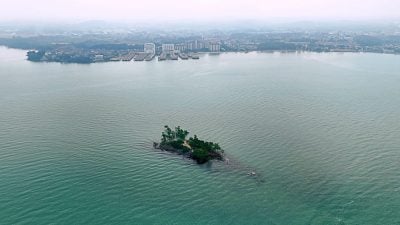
1,0,400,23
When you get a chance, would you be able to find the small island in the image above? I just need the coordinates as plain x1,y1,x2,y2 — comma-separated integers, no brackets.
154,125,224,164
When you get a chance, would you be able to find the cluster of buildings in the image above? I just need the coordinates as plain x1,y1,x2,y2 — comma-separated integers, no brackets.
26,39,223,63
158,41,220,61
21,29,400,64
161,41,221,53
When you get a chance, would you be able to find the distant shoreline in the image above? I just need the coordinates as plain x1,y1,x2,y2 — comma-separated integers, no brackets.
0,46,399,65
23,49,400,64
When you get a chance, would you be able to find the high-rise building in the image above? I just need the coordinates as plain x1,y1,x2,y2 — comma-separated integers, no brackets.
185,41,194,51
209,42,221,52
194,40,208,50
194,40,203,50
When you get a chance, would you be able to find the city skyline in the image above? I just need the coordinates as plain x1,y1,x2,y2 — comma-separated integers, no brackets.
1,0,400,22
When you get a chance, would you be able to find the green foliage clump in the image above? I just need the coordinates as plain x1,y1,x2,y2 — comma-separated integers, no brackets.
159,126,223,164
188,135,224,164
191,148,210,164
188,135,222,153
161,125,189,144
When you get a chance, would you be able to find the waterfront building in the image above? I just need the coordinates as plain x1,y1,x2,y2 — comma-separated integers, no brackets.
94,54,104,62
174,44,186,53
162,44,175,52
195,40,204,50
185,41,194,51
204,41,210,50
144,43,156,54
209,42,221,52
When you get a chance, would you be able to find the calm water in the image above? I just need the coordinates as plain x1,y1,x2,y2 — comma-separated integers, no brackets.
1,46,400,224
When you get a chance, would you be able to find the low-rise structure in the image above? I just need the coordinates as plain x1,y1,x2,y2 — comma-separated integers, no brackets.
162,44,175,52
144,43,156,54
174,43,186,53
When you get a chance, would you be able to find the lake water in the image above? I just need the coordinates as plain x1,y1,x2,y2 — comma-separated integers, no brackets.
1,46,400,224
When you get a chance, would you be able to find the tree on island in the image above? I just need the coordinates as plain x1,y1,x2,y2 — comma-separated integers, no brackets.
161,125,190,152
188,135,223,164
158,126,224,164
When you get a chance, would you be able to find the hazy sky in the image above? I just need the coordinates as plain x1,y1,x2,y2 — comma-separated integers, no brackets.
1,0,400,22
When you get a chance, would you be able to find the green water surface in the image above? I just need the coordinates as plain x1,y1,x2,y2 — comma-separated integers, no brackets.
1,47,400,224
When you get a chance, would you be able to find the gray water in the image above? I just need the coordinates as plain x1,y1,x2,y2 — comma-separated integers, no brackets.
1,46,400,224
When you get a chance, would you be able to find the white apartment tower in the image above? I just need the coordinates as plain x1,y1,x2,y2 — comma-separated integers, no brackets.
209,42,221,52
